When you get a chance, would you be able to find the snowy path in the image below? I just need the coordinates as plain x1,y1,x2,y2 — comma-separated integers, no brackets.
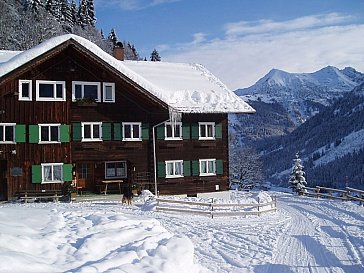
137,193,364,273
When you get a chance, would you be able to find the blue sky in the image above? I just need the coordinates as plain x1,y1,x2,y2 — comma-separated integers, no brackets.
94,0,364,89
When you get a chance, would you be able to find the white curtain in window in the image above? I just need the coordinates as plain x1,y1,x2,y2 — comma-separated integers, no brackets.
43,166,52,181
166,162,174,175
53,165,62,181
201,161,207,173
175,162,182,175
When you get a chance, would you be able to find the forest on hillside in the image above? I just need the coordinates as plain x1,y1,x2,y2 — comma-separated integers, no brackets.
0,0,144,60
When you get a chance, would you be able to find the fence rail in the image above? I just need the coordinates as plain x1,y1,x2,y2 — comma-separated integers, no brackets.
304,186,364,205
155,196,277,218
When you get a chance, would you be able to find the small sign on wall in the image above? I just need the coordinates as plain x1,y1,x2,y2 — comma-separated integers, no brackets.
10,167,23,177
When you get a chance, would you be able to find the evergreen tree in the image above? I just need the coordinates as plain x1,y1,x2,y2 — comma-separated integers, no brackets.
289,153,307,194
77,0,88,27
45,0,61,20
60,0,72,26
150,49,161,61
108,28,118,46
86,0,96,26
70,0,78,25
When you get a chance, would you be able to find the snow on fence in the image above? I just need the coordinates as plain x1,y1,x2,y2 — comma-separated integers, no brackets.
155,196,277,218
304,186,364,205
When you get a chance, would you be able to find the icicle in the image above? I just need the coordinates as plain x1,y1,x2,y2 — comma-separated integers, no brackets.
168,107,182,126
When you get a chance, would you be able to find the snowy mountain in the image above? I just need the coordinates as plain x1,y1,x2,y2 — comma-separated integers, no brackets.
260,81,364,189
235,66,364,125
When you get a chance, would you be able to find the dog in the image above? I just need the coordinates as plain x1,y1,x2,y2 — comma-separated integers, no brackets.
122,188,133,205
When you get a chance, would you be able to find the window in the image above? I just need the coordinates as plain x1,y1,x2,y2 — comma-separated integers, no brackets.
0,123,15,143
19,80,32,101
165,122,182,140
72,81,101,102
199,159,216,176
123,122,141,141
199,122,215,139
42,163,63,183
78,163,89,179
105,161,127,179
165,160,183,178
36,80,65,101
103,82,115,103
39,124,60,143
82,122,102,141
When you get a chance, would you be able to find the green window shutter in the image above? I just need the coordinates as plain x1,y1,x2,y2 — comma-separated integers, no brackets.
182,123,190,140
63,164,73,181
156,125,165,140
191,123,199,139
32,165,42,184
15,124,26,143
72,123,82,141
192,160,199,176
216,160,223,175
29,125,39,143
102,123,112,140
113,123,122,140
183,160,191,176
157,162,165,178
142,123,149,140
215,123,222,139
60,124,70,143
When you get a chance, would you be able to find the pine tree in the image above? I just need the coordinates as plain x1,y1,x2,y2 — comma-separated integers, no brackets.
70,0,78,25
108,28,118,46
45,0,61,20
289,153,307,195
77,0,88,27
150,49,161,61
86,0,96,26
60,0,72,26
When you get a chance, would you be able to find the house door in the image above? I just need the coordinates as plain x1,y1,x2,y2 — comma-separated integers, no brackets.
0,160,8,201
76,163,95,192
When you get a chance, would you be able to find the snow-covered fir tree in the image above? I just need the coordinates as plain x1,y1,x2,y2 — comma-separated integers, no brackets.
289,153,307,195
86,0,96,26
45,0,61,20
70,0,78,25
150,49,161,61
108,28,118,46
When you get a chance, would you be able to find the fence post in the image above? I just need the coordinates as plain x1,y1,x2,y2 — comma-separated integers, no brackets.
211,198,214,219
274,196,277,212
347,188,351,202
257,197,260,216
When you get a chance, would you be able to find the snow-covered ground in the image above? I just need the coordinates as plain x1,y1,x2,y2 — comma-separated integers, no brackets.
0,191,363,273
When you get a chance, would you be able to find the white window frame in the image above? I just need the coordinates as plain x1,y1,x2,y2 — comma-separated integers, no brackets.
18,80,32,101
36,80,66,101
165,122,182,140
165,160,184,178
105,161,127,179
72,81,101,102
81,122,102,142
41,163,63,183
0,123,16,144
103,82,115,103
38,124,60,144
199,159,216,176
199,122,215,140
122,122,142,141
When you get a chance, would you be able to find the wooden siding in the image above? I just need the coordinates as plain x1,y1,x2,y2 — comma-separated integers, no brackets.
0,41,231,199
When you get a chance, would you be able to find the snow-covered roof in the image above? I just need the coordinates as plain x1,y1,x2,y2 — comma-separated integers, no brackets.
0,34,255,114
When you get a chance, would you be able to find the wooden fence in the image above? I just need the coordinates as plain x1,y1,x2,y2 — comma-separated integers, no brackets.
155,196,277,218
304,186,364,205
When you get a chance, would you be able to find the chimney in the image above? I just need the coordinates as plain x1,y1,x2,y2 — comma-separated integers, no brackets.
113,42,124,61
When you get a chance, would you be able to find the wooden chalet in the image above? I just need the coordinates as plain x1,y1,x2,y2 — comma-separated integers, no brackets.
0,35,255,201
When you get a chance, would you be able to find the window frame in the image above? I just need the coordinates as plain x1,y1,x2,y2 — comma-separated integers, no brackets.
0,123,16,144
199,159,216,176
38,123,60,144
165,160,184,178
165,122,182,140
102,82,115,103
72,81,101,102
122,122,142,141
18,80,32,101
104,161,127,179
41,163,63,184
81,122,102,142
198,122,215,140
36,80,66,101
